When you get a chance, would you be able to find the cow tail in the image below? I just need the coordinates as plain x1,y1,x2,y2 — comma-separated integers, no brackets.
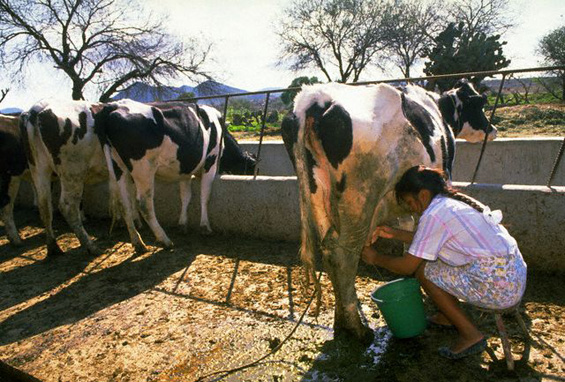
297,114,328,316
299,222,322,317
103,144,120,235
95,108,121,233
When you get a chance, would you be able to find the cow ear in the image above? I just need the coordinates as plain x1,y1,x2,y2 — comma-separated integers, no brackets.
454,78,468,88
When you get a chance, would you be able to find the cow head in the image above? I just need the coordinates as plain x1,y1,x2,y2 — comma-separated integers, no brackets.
438,79,497,143
220,131,258,175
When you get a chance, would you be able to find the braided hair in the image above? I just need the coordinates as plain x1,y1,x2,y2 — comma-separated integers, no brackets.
395,165,485,212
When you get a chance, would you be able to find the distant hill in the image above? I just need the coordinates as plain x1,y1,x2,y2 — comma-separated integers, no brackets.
113,80,280,104
112,82,195,102
0,107,22,115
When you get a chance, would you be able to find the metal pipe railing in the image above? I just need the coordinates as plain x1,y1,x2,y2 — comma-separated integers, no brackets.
471,73,507,184
181,66,564,184
547,137,565,187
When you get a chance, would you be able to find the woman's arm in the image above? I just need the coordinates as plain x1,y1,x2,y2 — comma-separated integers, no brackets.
361,245,423,276
371,226,415,245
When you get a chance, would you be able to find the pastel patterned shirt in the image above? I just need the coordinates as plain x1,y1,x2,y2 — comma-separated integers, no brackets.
408,195,518,266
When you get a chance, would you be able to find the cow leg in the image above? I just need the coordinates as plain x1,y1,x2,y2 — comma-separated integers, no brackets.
115,174,148,254
58,177,100,255
127,174,143,229
132,171,173,248
198,170,214,235
107,172,141,233
0,175,22,246
321,229,373,344
31,166,63,256
177,178,192,232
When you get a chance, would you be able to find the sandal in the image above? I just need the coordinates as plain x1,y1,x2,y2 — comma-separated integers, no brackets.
426,317,455,330
438,338,487,360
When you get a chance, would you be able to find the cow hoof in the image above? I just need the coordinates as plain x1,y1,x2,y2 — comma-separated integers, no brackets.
47,243,65,257
199,226,213,236
158,240,174,249
359,327,375,346
9,238,23,247
87,245,103,256
177,224,189,234
334,325,374,346
134,243,149,254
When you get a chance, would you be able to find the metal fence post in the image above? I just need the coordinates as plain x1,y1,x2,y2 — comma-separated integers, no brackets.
547,137,565,187
217,95,230,174
254,92,271,178
471,73,507,184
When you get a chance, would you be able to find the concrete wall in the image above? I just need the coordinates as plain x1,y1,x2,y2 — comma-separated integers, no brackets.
453,138,565,185
241,138,565,185
13,139,565,273
76,177,565,273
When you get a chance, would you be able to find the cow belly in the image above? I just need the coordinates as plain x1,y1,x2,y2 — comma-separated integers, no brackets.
155,137,205,181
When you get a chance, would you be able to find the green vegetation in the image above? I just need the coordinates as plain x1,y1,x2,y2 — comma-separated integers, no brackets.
492,103,565,137
226,103,284,140
538,25,565,101
487,92,561,107
226,93,564,141
424,22,511,91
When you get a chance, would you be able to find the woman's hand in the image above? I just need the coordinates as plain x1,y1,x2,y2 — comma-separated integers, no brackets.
370,225,415,245
372,226,397,241
361,245,380,266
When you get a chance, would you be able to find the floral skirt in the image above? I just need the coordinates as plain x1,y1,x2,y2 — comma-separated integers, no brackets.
424,249,527,309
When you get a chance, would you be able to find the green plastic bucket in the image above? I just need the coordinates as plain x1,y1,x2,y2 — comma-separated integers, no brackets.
371,278,427,338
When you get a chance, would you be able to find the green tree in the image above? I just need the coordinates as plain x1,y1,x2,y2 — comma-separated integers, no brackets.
0,0,211,101
176,91,196,101
537,25,565,101
277,0,391,83
281,76,321,107
423,22,510,91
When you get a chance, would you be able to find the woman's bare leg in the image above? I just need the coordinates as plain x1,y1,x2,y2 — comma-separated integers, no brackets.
416,264,484,352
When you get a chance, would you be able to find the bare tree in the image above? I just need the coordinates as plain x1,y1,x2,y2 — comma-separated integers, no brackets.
383,0,445,78
0,88,8,104
447,0,515,37
0,0,212,101
511,75,532,104
277,0,391,83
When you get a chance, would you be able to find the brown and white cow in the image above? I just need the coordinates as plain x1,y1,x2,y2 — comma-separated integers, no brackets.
0,114,27,245
281,80,496,342
95,99,257,254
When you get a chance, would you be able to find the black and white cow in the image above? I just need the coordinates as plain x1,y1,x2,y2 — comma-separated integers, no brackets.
19,100,118,256
95,99,257,254
281,80,496,342
0,114,27,245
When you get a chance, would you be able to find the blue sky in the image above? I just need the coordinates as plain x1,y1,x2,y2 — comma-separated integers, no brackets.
1,0,564,109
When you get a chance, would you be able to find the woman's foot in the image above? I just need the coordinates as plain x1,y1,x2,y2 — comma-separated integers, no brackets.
428,312,455,328
438,337,487,360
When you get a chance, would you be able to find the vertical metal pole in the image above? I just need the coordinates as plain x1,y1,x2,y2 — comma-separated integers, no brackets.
546,137,565,187
222,95,230,126
218,95,230,175
471,74,507,184
254,92,271,178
